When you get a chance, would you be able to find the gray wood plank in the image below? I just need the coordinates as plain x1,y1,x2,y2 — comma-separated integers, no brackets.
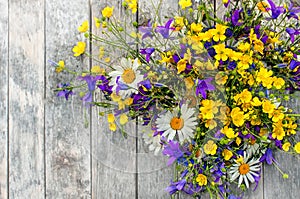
8,0,45,198
91,1,136,198
137,0,178,198
264,92,300,199
45,1,91,198
0,0,8,198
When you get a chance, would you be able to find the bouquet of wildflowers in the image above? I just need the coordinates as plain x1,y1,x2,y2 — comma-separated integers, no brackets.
52,0,300,198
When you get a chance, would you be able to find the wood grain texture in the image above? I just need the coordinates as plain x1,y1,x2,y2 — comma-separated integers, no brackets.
264,93,300,199
0,0,8,198
45,0,91,198
137,0,178,198
8,0,45,198
91,0,136,198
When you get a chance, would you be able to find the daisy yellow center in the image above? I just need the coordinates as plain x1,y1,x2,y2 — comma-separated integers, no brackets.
239,163,250,175
170,117,184,130
122,69,136,84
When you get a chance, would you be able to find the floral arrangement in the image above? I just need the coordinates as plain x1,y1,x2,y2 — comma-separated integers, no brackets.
52,0,300,198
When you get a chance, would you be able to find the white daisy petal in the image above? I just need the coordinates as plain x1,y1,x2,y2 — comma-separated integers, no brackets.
155,103,197,143
229,152,261,189
238,175,243,187
244,175,249,189
246,173,255,183
168,130,176,141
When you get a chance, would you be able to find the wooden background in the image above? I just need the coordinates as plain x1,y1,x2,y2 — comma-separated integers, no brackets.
0,0,300,198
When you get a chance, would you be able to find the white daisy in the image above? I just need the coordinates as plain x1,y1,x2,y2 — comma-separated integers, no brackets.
229,152,261,189
109,58,144,97
155,104,197,143
143,133,162,156
243,141,260,157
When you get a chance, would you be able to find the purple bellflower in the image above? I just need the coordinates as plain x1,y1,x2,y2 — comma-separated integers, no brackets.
286,27,300,43
287,3,300,19
162,140,184,166
78,75,102,103
138,20,154,40
267,0,285,19
195,78,215,99
259,148,275,165
57,83,74,100
155,18,175,39
140,47,155,62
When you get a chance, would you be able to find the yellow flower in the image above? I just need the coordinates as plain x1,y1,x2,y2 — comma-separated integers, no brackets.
210,24,227,42
221,126,238,139
184,49,192,64
262,100,275,114
270,109,284,123
205,119,217,130
204,140,218,155
247,74,255,86
272,122,285,140
94,17,101,28
124,98,133,106
237,54,253,69
256,67,273,88
177,59,187,74
191,23,203,32
179,0,192,9
222,149,233,160
184,77,194,89
107,113,115,123
236,137,242,146
174,16,185,31
55,60,65,73
282,142,291,152
283,118,297,135
230,107,245,127
272,77,285,89
78,20,89,33
118,100,126,110
251,115,261,125
238,42,251,52
160,51,173,63
215,72,228,85
72,41,86,57
102,6,114,18
257,1,269,12
196,174,207,186
253,39,264,54
198,31,213,41
111,92,121,102
91,65,105,74
251,97,262,106
99,46,105,58
109,122,117,131
199,100,218,120
125,0,137,13
294,142,300,154
234,89,252,105
120,113,128,125
213,43,230,61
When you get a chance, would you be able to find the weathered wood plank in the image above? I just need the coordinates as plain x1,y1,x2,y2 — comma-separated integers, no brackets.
0,0,8,198
264,92,300,199
45,1,91,198
91,0,136,198
8,0,45,198
137,0,178,198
